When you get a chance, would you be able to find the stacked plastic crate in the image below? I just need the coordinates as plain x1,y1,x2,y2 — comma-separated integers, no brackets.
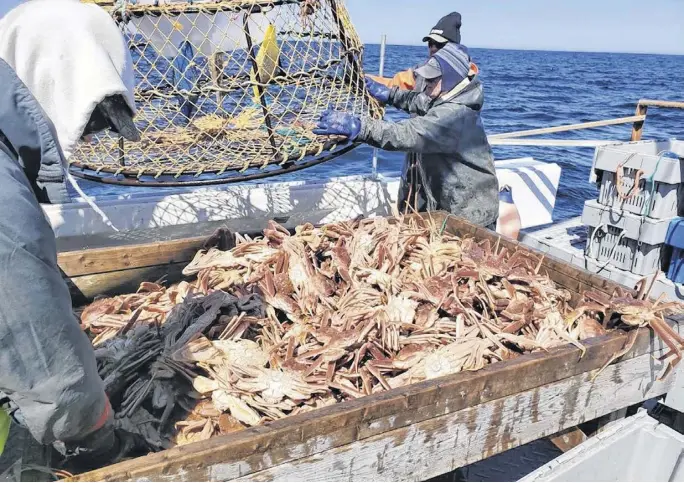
583,140,684,283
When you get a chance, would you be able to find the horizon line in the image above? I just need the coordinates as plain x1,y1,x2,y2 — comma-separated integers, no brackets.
363,42,684,57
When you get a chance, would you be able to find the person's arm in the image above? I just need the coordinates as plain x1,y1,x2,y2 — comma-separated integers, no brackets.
386,88,433,116
364,74,430,115
0,60,110,448
0,148,112,447
357,103,463,154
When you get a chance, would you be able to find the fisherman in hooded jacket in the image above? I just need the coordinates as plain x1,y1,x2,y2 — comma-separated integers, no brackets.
316,14,499,229
0,0,143,468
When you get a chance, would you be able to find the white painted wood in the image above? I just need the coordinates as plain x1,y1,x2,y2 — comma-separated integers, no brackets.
490,139,619,148
233,352,672,482
45,174,398,238
44,159,561,237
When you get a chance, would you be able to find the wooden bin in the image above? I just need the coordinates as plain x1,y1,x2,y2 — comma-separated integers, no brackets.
58,212,681,482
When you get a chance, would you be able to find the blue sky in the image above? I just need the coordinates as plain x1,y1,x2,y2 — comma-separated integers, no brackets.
346,0,684,55
1,0,682,55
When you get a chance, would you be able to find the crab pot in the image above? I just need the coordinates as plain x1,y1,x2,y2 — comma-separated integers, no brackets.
71,0,382,185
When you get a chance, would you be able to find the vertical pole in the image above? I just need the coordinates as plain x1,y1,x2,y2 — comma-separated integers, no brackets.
210,51,224,106
631,102,648,141
118,137,126,167
371,34,386,180
243,12,277,154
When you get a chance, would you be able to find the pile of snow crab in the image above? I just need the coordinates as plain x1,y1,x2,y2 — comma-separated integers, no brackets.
79,216,684,450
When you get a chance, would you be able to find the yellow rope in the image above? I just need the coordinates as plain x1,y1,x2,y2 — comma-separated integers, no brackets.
72,0,382,180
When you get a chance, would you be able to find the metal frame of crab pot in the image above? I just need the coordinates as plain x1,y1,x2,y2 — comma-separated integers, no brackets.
58,211,682,482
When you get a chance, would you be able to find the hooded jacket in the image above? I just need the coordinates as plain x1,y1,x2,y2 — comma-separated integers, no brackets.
0,58,109,449
357,75,499,227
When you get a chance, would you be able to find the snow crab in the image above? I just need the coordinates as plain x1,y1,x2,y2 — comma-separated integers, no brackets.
585,288,684,372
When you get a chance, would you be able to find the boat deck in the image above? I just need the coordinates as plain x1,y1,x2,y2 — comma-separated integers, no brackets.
521,217,683,302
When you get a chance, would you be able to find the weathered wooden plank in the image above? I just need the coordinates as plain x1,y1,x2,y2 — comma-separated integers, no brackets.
548,427,588,453
638,99,684,110
238,350,672,482
58,237,207,277
67,323,679,482
56,220,227,253
66,263,187,305
55,211,332,253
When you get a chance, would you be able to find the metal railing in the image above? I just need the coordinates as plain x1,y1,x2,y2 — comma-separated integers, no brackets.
631,99,684,141
490,99,684,148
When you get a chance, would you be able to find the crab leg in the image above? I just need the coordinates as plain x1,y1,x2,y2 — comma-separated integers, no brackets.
650,318,683,368
359,367,374,396
304,356,325,377
655,315,684,345
325,361,337,384
591,330,639,382
534,254,545,275
356,320,376,343
502,316,533,335
285,337,296,360
352,341,374,374
329,381,366,399
366,363,392,391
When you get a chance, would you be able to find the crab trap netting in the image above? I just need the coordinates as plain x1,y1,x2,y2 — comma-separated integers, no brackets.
72,0,382,185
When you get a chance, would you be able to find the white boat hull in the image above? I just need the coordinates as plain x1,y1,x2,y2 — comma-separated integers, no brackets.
45,158,561,238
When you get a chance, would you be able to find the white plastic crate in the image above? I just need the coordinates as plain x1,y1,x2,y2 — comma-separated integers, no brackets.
582,200,674,276
585,225,663,275
591,140,684,220
522,411,684,482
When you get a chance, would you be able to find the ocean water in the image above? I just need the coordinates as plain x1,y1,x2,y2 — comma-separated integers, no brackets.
80,46,684,222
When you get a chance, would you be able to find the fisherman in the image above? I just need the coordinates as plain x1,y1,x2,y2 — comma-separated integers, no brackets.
315,15,499,229
0,0,142,469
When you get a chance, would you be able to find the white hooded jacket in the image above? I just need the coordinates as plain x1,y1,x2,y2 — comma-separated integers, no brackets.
0,0,136,160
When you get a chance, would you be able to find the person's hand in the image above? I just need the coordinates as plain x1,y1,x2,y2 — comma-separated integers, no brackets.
313,109,361,140
202,227,234,251
58,425,150,473
365,76,391,104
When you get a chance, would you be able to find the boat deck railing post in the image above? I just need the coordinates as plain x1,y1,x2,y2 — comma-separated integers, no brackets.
371,34,386,180
631,99,684,141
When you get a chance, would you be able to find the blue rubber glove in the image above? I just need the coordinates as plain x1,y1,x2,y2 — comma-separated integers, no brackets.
364,76,391,104
313,109,361,140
